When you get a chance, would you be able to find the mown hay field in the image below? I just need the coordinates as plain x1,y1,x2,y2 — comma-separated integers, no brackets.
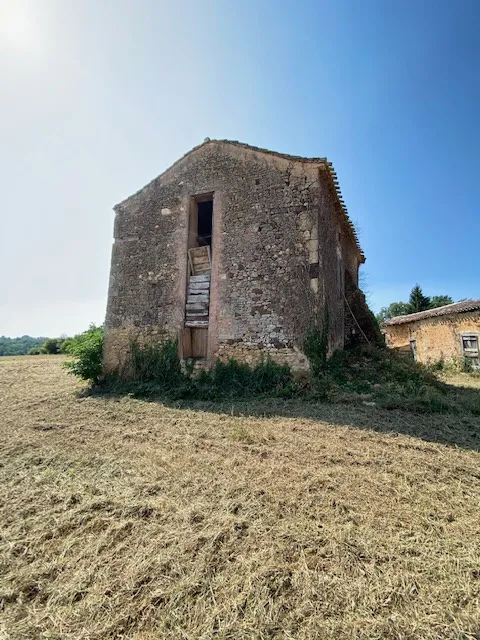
1,356,479,639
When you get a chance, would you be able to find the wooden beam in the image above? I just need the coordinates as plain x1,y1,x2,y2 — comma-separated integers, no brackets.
185,320,209,328
189,274,210,283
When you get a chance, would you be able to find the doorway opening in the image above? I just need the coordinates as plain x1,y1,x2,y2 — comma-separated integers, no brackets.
410,339,417,361
181,194,214,361
189,195,213,252
197,200,213,248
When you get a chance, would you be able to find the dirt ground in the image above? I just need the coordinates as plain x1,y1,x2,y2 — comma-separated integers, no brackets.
0,356,479,639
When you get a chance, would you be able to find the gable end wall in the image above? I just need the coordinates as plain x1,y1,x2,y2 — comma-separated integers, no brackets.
104,143,360,374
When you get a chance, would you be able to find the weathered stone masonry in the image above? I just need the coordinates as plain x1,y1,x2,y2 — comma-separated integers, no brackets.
104,140,369,375
385,301,480,367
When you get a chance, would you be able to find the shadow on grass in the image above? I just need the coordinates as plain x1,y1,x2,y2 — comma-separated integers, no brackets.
88,379,480,453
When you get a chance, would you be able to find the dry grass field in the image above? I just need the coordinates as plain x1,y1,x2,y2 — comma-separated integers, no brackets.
1,356,479,639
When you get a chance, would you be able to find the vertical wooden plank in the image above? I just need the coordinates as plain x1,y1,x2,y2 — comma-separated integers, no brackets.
187,249,194,276
179,328,192,358
191,328,208,358
188,199,198,250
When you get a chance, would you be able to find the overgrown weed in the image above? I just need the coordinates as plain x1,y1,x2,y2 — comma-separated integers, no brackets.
81,338,480,416
428,356,480,375
102,340,298,401
325,344,480,415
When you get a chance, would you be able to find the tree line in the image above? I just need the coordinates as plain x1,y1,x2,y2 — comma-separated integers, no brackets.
376,284,453,323
0,335,77,356
0,336,47,356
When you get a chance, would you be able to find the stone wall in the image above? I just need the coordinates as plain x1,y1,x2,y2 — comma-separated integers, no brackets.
385,313,480,364
104,141,364,375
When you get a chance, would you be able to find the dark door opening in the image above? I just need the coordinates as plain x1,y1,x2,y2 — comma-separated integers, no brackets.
410,339,417,361
197,200,213,248
183,195,213,360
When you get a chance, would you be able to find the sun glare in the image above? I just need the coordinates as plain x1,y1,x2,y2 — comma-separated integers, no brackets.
0,2,39,55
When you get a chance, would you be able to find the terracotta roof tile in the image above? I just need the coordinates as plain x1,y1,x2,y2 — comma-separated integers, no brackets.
215,141,363,261
385,300,480,325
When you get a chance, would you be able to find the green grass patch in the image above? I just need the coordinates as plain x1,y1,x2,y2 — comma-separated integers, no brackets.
101,340,299,401
324,344,480,415
65,333,479,416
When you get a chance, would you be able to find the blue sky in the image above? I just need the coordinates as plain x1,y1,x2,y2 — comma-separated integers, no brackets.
0,0,478,336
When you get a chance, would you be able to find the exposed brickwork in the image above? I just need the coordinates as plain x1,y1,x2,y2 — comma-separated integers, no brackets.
104,140,366,375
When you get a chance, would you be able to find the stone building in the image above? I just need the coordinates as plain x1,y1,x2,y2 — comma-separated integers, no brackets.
385,300,480,368
104,139,374,375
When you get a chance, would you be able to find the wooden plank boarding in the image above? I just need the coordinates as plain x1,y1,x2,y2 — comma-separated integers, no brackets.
185,248,212,340
179,328,192,358
188,246,211,276
185,319,209,328
190,274,210,283
188,281,210,291
187,294,209,303
185,310,209,317
191,328,208,358
186,300,208,309
187,251,194,278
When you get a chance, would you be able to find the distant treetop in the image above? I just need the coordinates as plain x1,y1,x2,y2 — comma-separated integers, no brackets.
376,285,454,324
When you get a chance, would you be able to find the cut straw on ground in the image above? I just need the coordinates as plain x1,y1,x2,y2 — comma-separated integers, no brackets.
0,356,479,639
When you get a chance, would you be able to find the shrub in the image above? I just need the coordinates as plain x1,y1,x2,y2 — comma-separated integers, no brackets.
28,347,42,355
87,332,477,415
129,340,183,389
196,357,295,398
318,343,477,413
63,325,104,383
377,381,453,414
59,338,74,354
40,338,61,355
428,357,445,372
104,341,297,400
251,357,293,394
463,358,474,374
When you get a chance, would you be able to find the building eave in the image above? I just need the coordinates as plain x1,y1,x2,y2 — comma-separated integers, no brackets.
385,300,480,326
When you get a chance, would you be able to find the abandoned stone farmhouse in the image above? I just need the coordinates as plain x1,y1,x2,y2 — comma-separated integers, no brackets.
104,139,374,375
385,300,480,368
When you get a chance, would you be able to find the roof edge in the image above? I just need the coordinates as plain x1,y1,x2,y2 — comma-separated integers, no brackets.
114,139,328,209
385,299,480,325
114,139,364,259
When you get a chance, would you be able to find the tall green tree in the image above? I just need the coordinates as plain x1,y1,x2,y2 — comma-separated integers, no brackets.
376,301,411,323
377,287,455,324
429,295,454,309
408,284,431,313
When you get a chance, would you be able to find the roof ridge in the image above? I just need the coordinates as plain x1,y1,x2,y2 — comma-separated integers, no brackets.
386,299,480,325
211,139,328,163
115,139,364,260
215,141,363,260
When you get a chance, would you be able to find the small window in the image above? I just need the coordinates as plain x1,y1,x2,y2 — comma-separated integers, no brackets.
462,334,479,356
